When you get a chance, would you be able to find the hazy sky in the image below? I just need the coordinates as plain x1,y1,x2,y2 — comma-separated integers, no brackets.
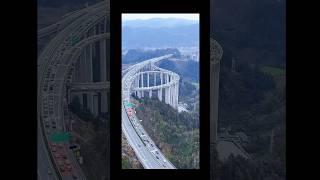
122,13,199,21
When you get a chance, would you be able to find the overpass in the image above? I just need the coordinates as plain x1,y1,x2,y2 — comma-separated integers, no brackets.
122,55,178,169
37,1,109,39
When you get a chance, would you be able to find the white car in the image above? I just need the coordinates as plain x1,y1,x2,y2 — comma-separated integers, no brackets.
47,169,52,175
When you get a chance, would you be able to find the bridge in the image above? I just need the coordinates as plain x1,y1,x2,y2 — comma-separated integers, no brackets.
37,1,109,39
38,1,110,179
122,54,178,169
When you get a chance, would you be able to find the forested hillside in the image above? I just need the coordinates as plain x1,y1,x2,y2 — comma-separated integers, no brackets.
135,97,199,169
212,0,286,179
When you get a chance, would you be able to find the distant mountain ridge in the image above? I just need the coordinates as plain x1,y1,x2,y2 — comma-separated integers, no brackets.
122,48,181,64
122,18,199,48
123,18,198,28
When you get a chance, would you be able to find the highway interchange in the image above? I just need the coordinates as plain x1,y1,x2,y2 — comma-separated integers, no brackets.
38,1,180,178
38,1,109,179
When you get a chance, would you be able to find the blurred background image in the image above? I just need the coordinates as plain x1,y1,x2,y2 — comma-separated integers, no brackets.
37,0,286,179
210,0,286,179
38,0,109,179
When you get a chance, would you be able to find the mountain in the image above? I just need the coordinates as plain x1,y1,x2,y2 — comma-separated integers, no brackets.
122,48,181,64
212,0,286,179
123,18,198,28
159,60,199,82
122,18,199,49
212,0,285,68
135,97,199,169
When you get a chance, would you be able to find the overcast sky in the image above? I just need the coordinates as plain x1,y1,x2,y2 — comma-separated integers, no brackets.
122,13,199,22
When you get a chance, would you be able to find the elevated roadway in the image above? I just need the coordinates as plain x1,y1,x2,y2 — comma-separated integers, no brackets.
38,1,109,179
122,55,177,169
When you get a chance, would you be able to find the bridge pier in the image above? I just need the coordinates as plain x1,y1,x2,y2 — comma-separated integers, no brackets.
70,33,110,117
176,83,179,108
88,92,94,112
100,39,107,82
171,85,174,107
101,91,108,115
92,93,99,116
172,85,175,108
69,91,107,117
131,67,179,109
87,44,93,82
157,89,161,101
135,78,139,90
165,87,170,104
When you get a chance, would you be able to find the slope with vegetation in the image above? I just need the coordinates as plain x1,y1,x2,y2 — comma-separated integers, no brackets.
212,0,286,179
134,97,199,169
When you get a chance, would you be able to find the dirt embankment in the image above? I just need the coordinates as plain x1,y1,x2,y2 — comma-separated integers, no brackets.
121,133,143,169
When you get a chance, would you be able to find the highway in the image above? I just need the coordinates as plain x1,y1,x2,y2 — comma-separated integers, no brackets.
38,122,58,180
122,109,161,168
38,1,109,39
122,55,177,169
38,1,109,179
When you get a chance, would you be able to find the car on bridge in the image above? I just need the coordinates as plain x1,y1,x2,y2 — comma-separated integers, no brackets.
54,153,60,159
45,121,50,128
52,147,57,152
52,121,56,129
65,160,72,172
47,169,52,175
